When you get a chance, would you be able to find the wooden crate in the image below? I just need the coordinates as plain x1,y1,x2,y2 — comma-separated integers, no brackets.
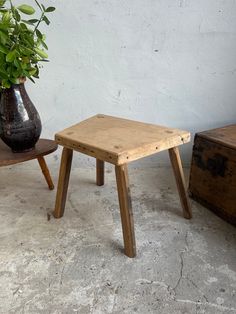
189,125,236,226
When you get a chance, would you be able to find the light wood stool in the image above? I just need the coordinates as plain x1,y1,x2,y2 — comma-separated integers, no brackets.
54,115,192,257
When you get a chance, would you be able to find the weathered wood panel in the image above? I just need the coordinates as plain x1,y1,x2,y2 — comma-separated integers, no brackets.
189,132,236,226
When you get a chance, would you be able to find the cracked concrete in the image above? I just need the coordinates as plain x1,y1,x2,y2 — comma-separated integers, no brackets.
0,162,235,313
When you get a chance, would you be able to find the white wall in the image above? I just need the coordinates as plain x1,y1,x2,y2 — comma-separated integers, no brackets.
27,0,236,166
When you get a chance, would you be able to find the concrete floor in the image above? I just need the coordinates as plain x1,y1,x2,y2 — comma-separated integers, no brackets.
0,162,235,314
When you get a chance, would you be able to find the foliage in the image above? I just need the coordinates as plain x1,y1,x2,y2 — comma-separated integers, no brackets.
0,0,55,88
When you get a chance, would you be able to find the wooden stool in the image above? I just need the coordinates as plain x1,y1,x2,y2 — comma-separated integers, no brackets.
0,139,57,190
54,115,192,257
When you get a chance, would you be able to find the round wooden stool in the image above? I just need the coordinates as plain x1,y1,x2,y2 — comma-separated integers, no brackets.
0,139,58,190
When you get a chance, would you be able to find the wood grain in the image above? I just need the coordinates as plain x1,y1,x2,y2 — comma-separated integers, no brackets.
115,164,136,258
198,124,236,150
54,147,73,218
0,139,57,167
189,133,236,225
55,114,190,165
37,156,54,190
96,159,104,186
169,147,192,219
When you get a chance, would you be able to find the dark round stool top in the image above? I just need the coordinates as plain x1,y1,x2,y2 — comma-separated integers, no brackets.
0,139,58,167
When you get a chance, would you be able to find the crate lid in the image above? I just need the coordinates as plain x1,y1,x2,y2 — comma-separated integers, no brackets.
198,124,236,150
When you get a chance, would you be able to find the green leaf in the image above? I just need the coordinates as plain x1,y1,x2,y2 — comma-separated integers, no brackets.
0,0,54,86
14,9,21,22
0,69,8,79
32,65,39,77
19,46,34,56
36,29,43,39
21,34,34,47
0,43,8,54
45,7,55,13
6,50,17,62
41,4,46,11
0,24,9,31
21,62,27,70
2,79,11,88
38,59,49,62
43,15,50,25
28,19,38,23
9,77,19,84
40,40,48,50
13,58,21,67
18,5,35,15
0,0,6,7
2,11,11,23
21,19,35,26
0,30,8,45
20,23,28,31
28,68,37,76
35,47,48,58
22,56,30,64
12,68,21,78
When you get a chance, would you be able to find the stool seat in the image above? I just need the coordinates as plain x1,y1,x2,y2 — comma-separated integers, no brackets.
55,114,190,165
54,115,192,257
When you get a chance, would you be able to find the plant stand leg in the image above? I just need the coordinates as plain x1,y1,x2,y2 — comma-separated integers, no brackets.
96,159,104,186
37,156,54,190
115,164,136,258
169,147,192,219
54,148,73,218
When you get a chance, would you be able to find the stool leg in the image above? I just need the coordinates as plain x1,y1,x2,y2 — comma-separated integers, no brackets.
37,156,54,190
168,147,192,219
96,159,104,186
115,164,136,258
53,148,73,218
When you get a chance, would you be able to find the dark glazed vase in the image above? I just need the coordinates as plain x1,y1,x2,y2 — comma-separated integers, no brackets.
0,82,42,152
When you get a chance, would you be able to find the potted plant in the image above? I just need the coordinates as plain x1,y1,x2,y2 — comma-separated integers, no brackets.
0,0,55,152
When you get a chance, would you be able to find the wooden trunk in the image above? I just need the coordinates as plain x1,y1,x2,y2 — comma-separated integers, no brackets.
189,125,236,226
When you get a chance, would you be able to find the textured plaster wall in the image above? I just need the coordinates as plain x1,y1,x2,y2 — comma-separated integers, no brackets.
27,0,236,166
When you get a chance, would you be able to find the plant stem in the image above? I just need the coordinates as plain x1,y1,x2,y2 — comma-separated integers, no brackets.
34,0,43,12
9,0,20,49
33,0,44,34
33,11,44,34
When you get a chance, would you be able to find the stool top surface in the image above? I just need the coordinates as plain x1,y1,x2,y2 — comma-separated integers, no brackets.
55,114,190,165
197,124,236,150
0,139,58,167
